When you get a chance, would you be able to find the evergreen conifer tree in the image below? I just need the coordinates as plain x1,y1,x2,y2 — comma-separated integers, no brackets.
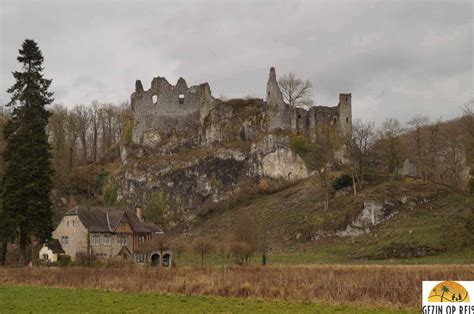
2,39,54,266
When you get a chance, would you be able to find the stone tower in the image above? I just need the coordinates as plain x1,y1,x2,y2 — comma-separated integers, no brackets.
266,67,291,131
337,93,352,138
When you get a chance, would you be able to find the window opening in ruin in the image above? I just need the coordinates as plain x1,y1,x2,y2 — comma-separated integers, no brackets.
152,95,158,105
298,115,301,119
333,117,337,125
346,117,349,124
178,94,184,104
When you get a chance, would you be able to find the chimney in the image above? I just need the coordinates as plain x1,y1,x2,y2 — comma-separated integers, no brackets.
136,206,144,222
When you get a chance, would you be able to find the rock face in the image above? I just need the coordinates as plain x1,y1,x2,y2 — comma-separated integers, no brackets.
337,201,397,237
119,134,307,224
120,67,352,225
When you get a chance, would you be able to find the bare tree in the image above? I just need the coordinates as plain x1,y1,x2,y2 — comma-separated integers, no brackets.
424,121,441,181
228,241,251,265
191,237,214,267
171,238,187,266
278,72,313,108
232,212,258,263
378,118,403,174
437,121,467,188
344,119,375,194
305,124,341,209
65,110,79,169
75,105,90,164
462,100,474,166
407,115,429,180
89,101,100,163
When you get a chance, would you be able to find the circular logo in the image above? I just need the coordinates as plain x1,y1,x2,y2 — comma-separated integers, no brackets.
428,281,470,303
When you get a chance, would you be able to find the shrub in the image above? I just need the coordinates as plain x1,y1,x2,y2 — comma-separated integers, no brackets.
331,174,353,191
122,119,133,146
96,169,109,191
57,255,71,267
105,256,134,268
103,180,118,206
144,191,168,224
289,134,310,157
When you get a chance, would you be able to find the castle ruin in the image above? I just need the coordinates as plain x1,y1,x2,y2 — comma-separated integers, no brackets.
122,67,353,221
130,67,352,149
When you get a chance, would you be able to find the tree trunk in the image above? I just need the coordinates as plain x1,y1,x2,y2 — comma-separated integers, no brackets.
0,237,7,266
351,172,358,196
80,134,87,164
17,231,28,267
93,126,98,163
322,172,329,210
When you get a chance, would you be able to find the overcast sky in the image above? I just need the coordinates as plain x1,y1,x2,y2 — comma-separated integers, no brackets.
0,0,472,124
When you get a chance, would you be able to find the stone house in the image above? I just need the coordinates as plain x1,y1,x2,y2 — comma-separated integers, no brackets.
38,239,64,262
49,205,172,266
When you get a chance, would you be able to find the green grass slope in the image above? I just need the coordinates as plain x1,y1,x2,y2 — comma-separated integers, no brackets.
179,175,474,265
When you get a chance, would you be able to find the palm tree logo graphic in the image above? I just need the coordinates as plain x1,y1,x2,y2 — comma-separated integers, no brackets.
428,281,470,303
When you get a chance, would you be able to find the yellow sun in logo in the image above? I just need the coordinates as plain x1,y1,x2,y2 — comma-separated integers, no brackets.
428,281,470,303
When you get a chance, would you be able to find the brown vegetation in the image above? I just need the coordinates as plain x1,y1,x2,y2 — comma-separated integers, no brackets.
0,265,472,309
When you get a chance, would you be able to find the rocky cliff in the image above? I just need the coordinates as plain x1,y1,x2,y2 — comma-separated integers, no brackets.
117,67,353,226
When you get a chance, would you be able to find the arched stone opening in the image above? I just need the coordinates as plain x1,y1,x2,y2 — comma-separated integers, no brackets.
150,253,160,266
162,253,171,267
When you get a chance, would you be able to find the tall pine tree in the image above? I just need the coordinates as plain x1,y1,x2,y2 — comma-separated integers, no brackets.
2,39,54,266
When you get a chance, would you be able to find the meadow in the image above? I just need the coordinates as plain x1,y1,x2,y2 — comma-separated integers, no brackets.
0,285,415,313
0,264,472,311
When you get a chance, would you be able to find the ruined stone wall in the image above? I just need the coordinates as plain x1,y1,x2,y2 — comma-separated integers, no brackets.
265,67,352,141
131,76,213,150
201,98,266,147
131,67,352,150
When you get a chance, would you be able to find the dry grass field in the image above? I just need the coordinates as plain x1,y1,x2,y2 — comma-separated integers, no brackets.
1,264,472,309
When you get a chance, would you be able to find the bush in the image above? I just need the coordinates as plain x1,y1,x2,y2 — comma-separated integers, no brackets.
105,256,134,268
123,119,133,146
103,181,118,206
331,174,353,191
289,134,310,157
57,255,71,267
144,191,168,224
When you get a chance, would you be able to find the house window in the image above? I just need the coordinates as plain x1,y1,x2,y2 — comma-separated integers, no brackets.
42,254,49,261
103,234,112,246
118,235,127,246
91,234,100,246
138,235,145,245
61,236,69,247
136,253,145,263
72,220,75,227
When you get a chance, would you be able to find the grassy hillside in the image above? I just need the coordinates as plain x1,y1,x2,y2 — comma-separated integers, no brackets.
177,174,474,264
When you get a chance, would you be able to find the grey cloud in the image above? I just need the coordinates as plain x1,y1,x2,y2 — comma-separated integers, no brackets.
0,0,471,125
